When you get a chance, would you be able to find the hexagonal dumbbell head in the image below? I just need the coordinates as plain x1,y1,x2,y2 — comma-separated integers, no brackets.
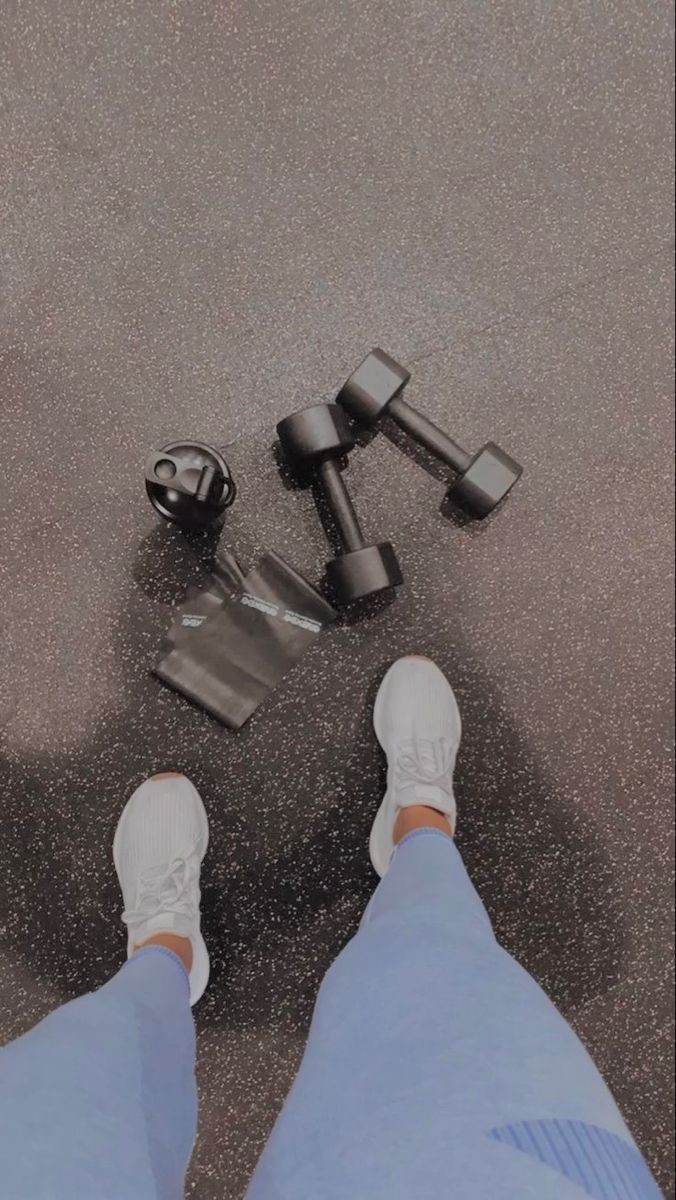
327,541,403,603
447,442,522,519
336,349,411,425
276,404,355,475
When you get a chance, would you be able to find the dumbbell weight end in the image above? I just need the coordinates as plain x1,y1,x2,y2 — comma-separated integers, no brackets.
326,542,403,603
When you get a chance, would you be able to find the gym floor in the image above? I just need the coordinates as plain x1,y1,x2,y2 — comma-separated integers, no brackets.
1,2,674,1196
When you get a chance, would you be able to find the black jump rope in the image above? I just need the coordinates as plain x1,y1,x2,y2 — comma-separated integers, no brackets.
145,349,523,729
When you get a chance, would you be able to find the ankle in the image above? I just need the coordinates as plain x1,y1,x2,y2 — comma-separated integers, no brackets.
135,933,193,973
393,805,454,845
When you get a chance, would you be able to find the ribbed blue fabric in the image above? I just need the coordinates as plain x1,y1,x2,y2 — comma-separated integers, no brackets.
489,1120,662,1199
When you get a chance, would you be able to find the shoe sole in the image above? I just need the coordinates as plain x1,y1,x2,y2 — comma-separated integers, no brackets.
369,658,462,877
112,780,210,1006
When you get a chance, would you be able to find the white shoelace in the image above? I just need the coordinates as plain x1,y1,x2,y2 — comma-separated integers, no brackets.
122,856,197,931
394,738,455,795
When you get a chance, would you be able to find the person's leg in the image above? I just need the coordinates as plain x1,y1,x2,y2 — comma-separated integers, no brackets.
0,947,195,1200
0,773,209,1200
248,658,661,1200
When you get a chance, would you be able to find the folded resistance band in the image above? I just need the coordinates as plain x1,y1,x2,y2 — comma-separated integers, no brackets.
155,550,336,728
164,548,248,646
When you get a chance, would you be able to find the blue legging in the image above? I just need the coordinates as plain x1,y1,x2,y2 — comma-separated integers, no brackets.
0,831,661,1199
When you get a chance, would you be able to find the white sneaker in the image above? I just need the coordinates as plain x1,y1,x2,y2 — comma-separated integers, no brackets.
369,656,461,877
113,774,210,1006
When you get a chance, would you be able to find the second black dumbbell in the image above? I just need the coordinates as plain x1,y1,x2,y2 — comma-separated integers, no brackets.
276,403,403,604
336,349,522,519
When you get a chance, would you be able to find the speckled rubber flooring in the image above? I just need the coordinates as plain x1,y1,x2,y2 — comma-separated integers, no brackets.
1,2,674,1197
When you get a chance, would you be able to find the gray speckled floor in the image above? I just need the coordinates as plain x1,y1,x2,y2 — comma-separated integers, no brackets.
1,2,674,1196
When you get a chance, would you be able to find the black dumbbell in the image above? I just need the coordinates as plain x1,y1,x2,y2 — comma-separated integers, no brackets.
276,404,403,603
336,349,522,519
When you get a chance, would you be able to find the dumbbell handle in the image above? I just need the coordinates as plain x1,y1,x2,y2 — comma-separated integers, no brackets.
388,395,472,474
317,459,366,553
